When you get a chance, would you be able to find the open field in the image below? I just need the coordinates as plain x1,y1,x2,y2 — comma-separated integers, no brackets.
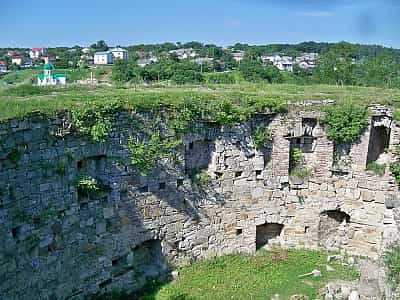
138,249,359,300
0,83,399,121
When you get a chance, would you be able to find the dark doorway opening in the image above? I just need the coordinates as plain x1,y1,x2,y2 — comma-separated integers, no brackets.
256,223,284,250
367,125,390,164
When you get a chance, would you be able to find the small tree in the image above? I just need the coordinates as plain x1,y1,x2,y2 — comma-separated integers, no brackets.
321,101,369,144
111,59,134,83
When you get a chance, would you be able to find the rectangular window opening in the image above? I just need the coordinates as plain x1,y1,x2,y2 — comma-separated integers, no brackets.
177,179,184,187
139,186,149,193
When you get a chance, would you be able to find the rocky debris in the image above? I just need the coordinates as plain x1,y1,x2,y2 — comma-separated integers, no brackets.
327,255,345,263
271,294,280,300
326,265,334,272
348,291,360,300
289,295,309,300
171,270,179,280
320,281,358,300
347,257,355,266
357,260,384,299
299,269,321,278
385,194,400,209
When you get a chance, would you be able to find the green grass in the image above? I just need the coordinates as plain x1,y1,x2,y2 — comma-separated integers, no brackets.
384,243,400,287
140,249,359,300
366,162,386,176
0,69,40,84
0,83,399,121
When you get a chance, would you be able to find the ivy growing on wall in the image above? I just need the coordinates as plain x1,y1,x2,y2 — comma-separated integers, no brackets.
72,101,122,142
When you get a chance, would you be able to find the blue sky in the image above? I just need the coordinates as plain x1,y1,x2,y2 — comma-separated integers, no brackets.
1,0,399,48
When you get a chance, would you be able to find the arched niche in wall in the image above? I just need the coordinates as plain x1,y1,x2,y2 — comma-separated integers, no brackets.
256,222,284,250
318,210,350,250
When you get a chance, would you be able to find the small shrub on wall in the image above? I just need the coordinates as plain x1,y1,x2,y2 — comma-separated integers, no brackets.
74,176,109,199
252,127,273,150
384,243,400,287
366,162,386,176
321,101,369,144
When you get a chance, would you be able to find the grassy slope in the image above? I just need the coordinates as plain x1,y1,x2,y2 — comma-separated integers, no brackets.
140,249,359,300
0,67,112,85
0,83,399,121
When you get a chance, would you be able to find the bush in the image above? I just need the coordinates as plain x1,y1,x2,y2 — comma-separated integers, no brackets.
384,243,400,286
290,166,311,179
205,72,237,84
128,133,181,176
290,147,304,167
321,101,369,144
366,162,386,176
289,148,310,179
390,162,400,183
74,176,108,198
72,102,121,142
253,127,272,149
190,168,210,188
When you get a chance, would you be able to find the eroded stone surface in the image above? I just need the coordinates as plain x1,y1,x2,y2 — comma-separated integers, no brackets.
0,106,399,299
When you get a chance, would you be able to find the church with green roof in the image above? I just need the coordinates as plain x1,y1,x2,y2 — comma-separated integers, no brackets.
37,63,66,86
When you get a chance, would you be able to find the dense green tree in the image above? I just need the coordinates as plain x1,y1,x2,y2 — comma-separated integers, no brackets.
90,40,108,51
111,59,138,83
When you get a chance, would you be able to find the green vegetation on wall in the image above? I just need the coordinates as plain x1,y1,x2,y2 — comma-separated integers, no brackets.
384,243,400,287
72,101,121,142
74,176,109,199
366,162,386,176
189,168,211,188
252,127,273,149
321,101,369,144
128,133,181,176
289,147,310,179
389,147,400,183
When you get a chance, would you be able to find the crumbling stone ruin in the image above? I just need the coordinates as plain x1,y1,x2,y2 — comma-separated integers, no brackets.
0,102,399,299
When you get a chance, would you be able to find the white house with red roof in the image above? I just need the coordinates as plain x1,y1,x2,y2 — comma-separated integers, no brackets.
29,48,47,59
11,55,23,65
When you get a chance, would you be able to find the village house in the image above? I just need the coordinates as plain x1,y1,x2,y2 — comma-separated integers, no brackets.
232,51,245,62
29,47,47,59
137,56,158,67
110,47,128,60
11,55,23,65
94,51,113,65
261,55,294,71
295,53,319,69
169,48,197,59
37,63,66,86
6,50,17,57
193,57,214,65
42,54,56,64
82,47,91,54
0,60,7,73
22,57,33,68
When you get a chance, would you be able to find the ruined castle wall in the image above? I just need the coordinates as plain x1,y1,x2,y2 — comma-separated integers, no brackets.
1,106,400,299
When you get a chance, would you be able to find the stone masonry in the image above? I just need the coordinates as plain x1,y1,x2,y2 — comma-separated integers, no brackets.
1,104,400,299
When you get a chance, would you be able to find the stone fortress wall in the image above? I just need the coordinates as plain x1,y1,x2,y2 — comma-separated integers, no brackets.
1,103,400,299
